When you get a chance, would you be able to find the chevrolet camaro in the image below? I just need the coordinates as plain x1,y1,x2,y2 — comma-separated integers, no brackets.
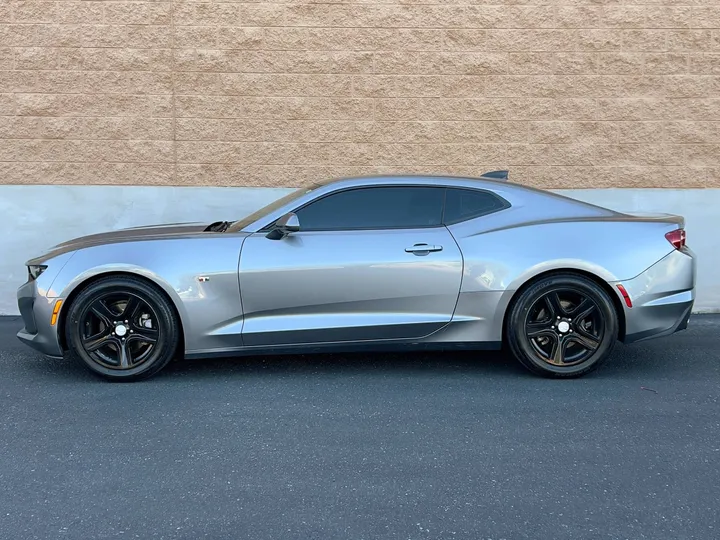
17,171,696,381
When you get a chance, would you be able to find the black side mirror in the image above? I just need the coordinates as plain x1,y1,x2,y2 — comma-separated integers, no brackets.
266,212,300,240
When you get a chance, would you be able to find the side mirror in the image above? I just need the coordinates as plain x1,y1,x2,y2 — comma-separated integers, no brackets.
266,212,300,240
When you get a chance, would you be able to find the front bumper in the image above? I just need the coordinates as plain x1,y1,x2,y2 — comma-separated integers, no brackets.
16,279,64,358
617,247,696,344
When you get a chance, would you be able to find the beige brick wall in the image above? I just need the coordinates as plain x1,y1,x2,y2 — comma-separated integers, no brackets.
1,1,720,189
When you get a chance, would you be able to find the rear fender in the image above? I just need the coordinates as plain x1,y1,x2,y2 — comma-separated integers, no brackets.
448,219,676,342
490,259,623,341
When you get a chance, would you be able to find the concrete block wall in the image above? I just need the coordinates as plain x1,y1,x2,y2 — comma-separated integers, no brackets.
1,1,720,188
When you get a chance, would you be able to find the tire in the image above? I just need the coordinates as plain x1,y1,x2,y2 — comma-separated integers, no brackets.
65,275,180,382
506,273,618,378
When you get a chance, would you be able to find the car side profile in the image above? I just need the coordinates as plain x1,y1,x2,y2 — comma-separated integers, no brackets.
17,171,696,381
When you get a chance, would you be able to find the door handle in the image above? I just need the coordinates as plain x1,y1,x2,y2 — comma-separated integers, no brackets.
405,243,443,254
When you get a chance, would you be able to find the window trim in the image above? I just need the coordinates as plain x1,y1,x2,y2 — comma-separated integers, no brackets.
259,184,512,232
441,187,511,225
264,184,448,232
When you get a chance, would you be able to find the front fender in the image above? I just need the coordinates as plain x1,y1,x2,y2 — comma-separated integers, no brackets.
47,236,245,354
52,262,192,343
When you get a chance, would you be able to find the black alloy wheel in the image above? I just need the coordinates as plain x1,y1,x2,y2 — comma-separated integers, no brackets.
506,273,619,378
79,292,159,369
65,276,180,381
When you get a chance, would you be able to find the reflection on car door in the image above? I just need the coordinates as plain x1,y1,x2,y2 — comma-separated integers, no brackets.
238,227,463,346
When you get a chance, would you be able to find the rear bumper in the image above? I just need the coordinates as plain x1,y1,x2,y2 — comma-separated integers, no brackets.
617,247,696,344
16,279,64,358
623,299,693,344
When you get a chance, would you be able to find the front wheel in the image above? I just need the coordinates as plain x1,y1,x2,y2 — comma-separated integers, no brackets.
506,274,619,378
65,276,180,382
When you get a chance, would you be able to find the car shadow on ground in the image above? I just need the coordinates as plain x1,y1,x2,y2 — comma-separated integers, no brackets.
39,345,668,383
162,349,529,380
156,341,681,382
18,348,536,383
10,337,686,382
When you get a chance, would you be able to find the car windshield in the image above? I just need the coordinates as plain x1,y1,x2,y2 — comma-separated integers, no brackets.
226,183,322,233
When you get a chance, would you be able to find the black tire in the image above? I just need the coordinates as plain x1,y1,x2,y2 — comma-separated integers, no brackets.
506,273,618,378
65,276,180,382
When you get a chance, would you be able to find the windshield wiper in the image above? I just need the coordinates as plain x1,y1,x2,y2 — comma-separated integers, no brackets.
205,220,231,232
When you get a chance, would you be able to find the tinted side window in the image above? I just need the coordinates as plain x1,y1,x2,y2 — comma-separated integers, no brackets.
443,188,508,224
295,187,445,231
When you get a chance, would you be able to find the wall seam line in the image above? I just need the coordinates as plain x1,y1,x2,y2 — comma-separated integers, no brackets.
170,0,178,187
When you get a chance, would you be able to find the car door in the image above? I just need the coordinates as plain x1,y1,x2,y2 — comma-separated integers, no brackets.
238,186,463,346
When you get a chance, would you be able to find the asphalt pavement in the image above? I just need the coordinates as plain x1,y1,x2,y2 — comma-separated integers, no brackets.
1,315,719,540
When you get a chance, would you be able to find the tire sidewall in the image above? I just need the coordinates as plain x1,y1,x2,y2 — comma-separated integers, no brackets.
507,274,619,377
65,277,178,381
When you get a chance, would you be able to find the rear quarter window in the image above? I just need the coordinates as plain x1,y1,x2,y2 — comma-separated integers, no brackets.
443,188,509,225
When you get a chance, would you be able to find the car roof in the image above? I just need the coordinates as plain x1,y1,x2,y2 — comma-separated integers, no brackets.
313,173,508,191
313,174,617,215
236,172,619,233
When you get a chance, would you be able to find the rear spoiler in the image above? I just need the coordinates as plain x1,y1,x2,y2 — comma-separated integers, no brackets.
479,170,509,182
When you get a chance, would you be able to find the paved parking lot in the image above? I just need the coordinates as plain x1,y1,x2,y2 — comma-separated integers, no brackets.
1,315,719,540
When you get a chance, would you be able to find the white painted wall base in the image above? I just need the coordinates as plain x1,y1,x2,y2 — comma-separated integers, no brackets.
1,185,717,315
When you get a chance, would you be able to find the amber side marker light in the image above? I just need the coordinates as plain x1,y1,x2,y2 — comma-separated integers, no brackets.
616,285,633,308
50,300,63,326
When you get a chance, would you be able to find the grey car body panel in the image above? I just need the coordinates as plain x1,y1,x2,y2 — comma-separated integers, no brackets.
46,234,250,354
27,223,209,265
17,174,696,360
615,247,696,343
238,227,463,346
446,216,684,345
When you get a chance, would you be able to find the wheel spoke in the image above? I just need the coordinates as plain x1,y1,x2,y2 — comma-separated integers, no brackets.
130,317,158,344
118,340,131,369
526,321,552,338
544,292,564,318
567,297,596,322
548,335,565,365
120,296,142,322
90,300,116,326
568,331,600,351
127,331,157,345
82,329,113,352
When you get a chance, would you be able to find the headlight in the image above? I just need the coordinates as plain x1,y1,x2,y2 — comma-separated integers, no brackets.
28,265,47,280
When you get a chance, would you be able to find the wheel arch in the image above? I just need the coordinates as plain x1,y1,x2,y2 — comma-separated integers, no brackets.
57,270,186,353
501,268,626,342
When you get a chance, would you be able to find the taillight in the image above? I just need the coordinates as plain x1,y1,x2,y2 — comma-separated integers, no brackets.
665,228,686,250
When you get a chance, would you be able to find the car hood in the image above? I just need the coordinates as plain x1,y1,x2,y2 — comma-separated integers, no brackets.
27,222,216,264
55,222,210,248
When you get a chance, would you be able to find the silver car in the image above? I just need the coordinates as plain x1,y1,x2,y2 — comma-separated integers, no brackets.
17,172,696,381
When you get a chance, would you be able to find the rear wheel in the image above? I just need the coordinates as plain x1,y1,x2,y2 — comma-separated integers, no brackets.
65,276,180,382
506,274,618,378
